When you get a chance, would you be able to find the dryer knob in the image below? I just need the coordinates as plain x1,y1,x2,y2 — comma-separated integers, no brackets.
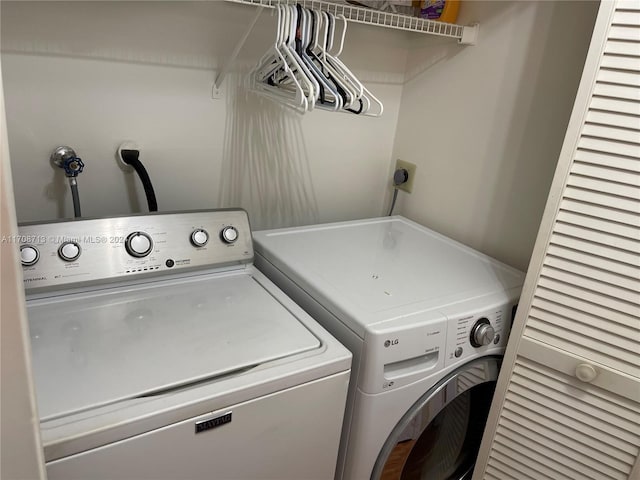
470,318,495,348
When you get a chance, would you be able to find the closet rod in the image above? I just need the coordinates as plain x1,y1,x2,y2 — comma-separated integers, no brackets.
224,0,478,44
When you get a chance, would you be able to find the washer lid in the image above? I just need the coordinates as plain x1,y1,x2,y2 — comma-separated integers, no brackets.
254,217,524,335
27,272,320,420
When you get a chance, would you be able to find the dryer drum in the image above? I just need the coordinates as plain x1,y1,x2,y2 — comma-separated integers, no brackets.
372,356,501,480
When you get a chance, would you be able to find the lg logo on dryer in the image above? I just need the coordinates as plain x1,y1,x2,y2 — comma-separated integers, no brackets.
384,339,399,347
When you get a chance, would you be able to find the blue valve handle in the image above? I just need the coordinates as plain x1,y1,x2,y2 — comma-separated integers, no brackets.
63,156,84,177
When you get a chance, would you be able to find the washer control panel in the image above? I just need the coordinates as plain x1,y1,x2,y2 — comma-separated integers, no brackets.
17,209,253,293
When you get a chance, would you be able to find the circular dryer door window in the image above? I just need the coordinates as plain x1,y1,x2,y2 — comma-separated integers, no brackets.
372,357,501,480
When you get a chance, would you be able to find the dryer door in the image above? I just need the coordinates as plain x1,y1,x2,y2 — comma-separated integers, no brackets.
371,356,501,480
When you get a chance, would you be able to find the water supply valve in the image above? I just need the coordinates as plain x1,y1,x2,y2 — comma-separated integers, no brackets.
50,145,84,218
62,156,84,177
51,146,84,177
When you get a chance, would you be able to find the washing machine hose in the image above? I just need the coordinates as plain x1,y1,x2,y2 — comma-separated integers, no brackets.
120,149,158,212
60,155,84,218
70,178,81,218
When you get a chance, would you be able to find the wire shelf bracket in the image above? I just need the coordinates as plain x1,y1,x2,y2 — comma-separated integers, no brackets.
213,5,266,98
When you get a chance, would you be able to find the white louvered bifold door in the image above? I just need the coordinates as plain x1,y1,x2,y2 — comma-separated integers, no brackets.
473,1,640,479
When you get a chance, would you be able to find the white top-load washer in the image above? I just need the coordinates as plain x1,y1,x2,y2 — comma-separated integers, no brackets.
18,209,351,480
253,216,525,480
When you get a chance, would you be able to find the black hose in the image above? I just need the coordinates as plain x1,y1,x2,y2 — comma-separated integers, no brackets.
70,180,82,218
120,150,158,212
388,188,399,216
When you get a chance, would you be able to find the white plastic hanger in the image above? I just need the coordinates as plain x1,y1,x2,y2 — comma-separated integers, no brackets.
249,6,303,109
251,5,311,112
307,11,358,110
329,13,348,57
315,11,366,113
284,4,319,109
324,12,384,117
299,8,343,111
248,4,383,117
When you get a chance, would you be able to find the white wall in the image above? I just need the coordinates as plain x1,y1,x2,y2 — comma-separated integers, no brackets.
0,63,46,480
1,1,406,229
392,1,598,270
2,1,599,263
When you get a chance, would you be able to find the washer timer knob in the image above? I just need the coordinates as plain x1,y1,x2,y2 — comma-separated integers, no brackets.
125,232,153,258
58,241,81,262
470,318,495,348
190,229,209,247
220,226,238,244
20,245,40,266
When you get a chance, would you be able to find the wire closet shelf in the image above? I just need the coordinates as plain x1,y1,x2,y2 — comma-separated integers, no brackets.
225,0,477,43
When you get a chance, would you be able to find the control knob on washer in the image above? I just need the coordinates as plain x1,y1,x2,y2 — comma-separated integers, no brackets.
220,226,238,244
191,229,209,247
125,232,153,258
20,245,40,266
470,318,495,348
58,241,81,262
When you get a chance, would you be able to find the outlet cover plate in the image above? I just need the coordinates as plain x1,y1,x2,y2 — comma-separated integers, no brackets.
394,159,417,193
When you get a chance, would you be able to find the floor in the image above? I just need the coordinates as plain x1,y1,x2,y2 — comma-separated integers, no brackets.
380,440,416,480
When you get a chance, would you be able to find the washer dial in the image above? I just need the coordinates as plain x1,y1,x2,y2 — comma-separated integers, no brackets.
191,229,209,247
58,241,81,262
470,318,495,348
20,245,40,266
220,226,238,244
125,232,153,258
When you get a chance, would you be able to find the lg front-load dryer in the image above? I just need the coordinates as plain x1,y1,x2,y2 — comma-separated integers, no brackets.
253,216,525,480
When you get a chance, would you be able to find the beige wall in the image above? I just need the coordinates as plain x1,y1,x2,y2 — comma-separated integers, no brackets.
392,1,599,270
1,1,600,268
0,1,602,476
0,63,46,480
1,1,405,229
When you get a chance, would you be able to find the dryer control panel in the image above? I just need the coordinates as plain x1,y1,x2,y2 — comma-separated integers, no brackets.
444,300,515,367
359,295,519,394
16,209,253,293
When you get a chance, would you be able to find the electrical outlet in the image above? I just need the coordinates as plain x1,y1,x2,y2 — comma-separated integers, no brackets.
393,159,417,193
